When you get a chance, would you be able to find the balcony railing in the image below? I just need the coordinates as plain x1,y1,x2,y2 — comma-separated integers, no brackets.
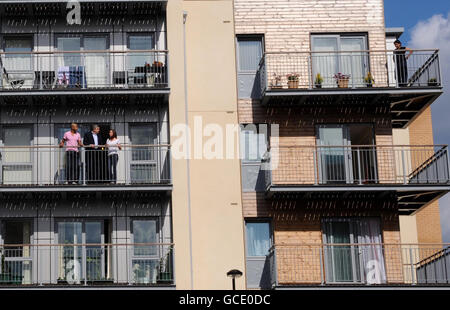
0,243,174,286
0,145,171,188
268,243,450,287
0,50,168,92
264,145,450,187
259,49,442,96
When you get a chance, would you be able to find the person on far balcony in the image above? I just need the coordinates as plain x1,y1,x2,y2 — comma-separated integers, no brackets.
106,129,122,184
59,123,82,184
394,39,413,87
83,124,105,184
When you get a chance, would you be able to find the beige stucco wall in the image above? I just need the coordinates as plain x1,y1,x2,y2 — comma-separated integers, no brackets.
167,0,246,289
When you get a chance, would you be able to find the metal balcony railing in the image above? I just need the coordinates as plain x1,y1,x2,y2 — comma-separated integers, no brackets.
268,243,450,287
259,49,442,95
0,243,174,286
0,50,169,91
264,145,450,187
0,145,172,187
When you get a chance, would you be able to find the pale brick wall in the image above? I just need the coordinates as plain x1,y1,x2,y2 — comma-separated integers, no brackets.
408,108,443,244
234,0,386,52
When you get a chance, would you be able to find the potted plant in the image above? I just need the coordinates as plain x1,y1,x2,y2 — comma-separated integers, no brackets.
314,73,323,88
152,61,164,68
334,73,351,88
286,73,299,89
428,78,438,87
158,248,173,284
364,72,375,88
270,73,283,89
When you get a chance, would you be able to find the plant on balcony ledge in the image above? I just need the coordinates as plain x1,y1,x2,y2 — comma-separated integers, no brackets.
270,73,283,89
364,72,375,88
287,73,300,89
428,78,438,87
334,73,351,88
314,73,323,88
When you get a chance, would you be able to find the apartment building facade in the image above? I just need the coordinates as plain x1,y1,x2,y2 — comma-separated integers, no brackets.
0,0,246,289
0,0,448,290
234,0,450,288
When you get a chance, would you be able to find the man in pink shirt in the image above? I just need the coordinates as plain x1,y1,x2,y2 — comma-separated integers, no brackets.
59,123,82,184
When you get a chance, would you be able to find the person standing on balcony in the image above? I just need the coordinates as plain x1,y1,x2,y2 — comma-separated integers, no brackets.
83,124,104,183
106,129,122,184
59,123,82,184
394,39,413,87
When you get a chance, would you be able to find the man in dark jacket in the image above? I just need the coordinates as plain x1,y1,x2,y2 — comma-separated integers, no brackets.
83,124,105,183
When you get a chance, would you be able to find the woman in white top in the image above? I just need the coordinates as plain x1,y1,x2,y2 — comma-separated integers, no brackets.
106,129,122,183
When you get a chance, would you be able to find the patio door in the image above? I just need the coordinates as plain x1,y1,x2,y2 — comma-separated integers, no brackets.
1,220,33,284
323,218,387,284
129,123,158,184
131,218,159,284
311,35,368,88
2,37,33,88
317,125,353,184
0,126,33,185
84,37,109,87
340,37,368,87
57,220,105,284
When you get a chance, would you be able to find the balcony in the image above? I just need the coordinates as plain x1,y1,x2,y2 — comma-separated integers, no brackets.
0,145,172,193
259,50,443,128
268,243,450,288
264,145,450,213
0,243,174,287
0,50,169,102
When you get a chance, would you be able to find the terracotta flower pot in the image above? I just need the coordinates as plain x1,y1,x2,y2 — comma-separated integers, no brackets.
337,78,349,88
288,80,299,89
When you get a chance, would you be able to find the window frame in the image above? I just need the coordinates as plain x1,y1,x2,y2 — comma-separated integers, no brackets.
236,34,265,73
54,33,110,52
126,32,157,51
239,123,269,164
244,218,273,258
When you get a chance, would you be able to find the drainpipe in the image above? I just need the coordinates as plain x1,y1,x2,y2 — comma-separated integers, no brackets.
182,10,194,290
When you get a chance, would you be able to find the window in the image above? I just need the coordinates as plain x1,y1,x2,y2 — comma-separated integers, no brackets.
129,123,158,183
128,34,156,70
240,124,268,192
311,34,368,87
240,124,268,162
245,220,272,289
322,218,386,284
245,221,272,257
131,218,160,284
3,37,33,71
1,126,33,185
236,35,263,98
56,35,109,88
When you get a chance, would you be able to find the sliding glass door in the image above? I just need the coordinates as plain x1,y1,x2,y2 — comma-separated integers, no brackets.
84,37,109,87
1,126,33,185
56,35,109,88
1,220,33,284
131,218,159,284
323,218,386,284
3,37,33,73
57,220,105,283
311,35,368,87
317,125,353,184
317,124,378,184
